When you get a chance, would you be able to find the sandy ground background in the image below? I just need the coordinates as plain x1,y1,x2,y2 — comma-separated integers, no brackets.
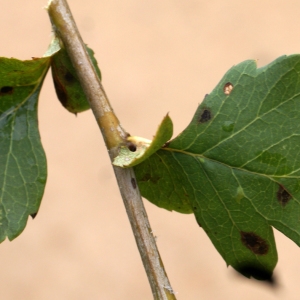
1,0,300,299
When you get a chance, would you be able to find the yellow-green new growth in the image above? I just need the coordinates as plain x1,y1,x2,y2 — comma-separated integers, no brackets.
113,115,173,168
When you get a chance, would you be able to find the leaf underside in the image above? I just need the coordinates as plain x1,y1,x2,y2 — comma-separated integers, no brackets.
0,57,50,241
134,55,300,280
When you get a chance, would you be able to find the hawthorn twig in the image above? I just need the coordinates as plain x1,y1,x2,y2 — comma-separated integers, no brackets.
47,1,177,299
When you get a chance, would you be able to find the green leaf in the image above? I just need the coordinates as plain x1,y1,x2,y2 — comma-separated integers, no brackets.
51,45,101,114
0,56,50,241
133,55,300,280
113,114,173,168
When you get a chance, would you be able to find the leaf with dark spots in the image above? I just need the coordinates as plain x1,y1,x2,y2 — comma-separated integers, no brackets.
0,86,14,95
198,108,211,123
132,55,300,279
277,185,292,206
241,231,269,255
0,56,50,242
64,71,75,84
51,45,101,114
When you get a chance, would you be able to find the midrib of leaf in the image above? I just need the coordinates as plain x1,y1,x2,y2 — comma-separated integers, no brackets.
162,147,299,178
161,147,300,203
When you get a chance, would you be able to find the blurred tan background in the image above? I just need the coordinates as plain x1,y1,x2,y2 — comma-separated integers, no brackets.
1,0,300,299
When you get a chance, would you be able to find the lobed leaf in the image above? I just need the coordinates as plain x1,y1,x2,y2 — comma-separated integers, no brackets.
132,55,300,280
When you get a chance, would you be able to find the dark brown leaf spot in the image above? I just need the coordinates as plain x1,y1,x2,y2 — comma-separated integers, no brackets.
198,108,212,123
277,185,292,206
131,178,137,189
64,71,75,84
30,212,38,219
240,231,269,255
0,86,14,95
223,82,233,95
